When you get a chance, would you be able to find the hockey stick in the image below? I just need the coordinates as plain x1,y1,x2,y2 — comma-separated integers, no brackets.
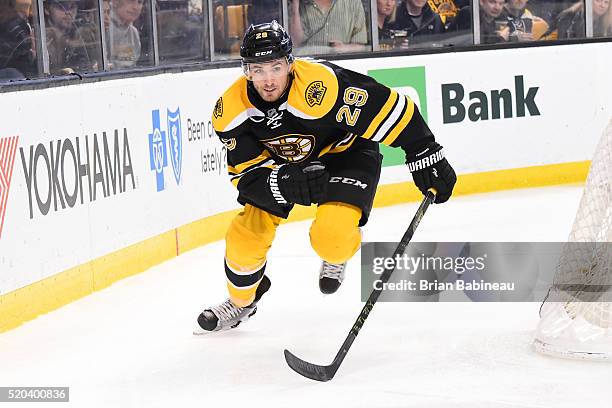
284,190,436,381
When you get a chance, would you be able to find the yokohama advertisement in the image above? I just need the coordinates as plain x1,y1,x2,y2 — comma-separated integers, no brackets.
0,42,610,295
0,74,240,293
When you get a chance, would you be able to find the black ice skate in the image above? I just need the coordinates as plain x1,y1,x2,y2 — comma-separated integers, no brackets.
319,261,347,294
194,275,271,334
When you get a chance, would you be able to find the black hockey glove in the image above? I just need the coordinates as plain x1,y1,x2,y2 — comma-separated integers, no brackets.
268,161,329,206
405,142,456,204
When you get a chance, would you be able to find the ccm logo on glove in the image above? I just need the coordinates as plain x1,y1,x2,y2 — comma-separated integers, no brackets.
329,177,367,189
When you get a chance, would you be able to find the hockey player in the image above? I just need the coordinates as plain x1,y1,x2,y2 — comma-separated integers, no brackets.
195,21,456,333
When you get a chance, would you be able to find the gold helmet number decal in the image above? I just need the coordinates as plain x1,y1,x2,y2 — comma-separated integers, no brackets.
305,81,327,107
262,135,315,162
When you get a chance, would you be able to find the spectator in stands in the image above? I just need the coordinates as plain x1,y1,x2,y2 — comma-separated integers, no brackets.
528,0,572,29
0,0,37,79
248,0,280,25
75,0,100,25
109,0,143,68
102,0,110,27
377,0,397,42
76,0,107,70
44,0,92,74
445,4,471,30
477,0,509,43
554,0,611,38
554,1,586,38
14,0,31,18
289,0,368,54
428,0,460,28
502,0,549,41
389,0,445,43
594,0,612,36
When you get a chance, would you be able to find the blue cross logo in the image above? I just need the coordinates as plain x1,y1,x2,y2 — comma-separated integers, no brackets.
148,109,168,192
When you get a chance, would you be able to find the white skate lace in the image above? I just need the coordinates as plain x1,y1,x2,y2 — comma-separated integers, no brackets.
320,261,346,281
210,299,245,322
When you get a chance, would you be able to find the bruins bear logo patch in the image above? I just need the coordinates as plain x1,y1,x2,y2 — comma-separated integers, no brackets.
305,81,327,107
262,135,315,162
213,97,223,119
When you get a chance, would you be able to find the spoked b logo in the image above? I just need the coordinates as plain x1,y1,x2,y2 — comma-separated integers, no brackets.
148,108,183,192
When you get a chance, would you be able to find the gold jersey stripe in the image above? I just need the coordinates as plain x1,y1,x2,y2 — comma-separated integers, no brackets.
317,133,354,157
361,90,398,140
228,150,272,175
381,98,415,146
229,161,275,177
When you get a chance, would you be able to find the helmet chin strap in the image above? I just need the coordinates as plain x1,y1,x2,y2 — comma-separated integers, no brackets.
278,72,294,99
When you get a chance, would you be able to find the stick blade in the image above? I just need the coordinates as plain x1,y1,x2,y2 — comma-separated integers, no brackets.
283,349,336,382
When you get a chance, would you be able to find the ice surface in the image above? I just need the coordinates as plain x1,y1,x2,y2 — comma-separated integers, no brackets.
1,185,610,408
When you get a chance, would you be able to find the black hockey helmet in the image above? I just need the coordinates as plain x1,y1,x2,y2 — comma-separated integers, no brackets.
240,20,293,64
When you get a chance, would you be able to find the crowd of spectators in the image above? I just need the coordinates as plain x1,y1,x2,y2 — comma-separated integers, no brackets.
1,0,205,79
1,0,611,80
461,0,610,42
377,0,610,45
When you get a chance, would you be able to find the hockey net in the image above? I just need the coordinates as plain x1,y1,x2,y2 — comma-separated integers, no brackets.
534,118,612,360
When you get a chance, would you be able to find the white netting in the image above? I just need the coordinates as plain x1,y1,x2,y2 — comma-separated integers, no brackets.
534,118,612,360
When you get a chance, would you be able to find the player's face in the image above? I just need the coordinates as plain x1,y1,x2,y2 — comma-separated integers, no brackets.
480,0,505,17
593,0,609,17
248,59,291,102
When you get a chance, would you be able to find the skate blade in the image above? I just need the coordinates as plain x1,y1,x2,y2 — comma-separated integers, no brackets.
193,327,215,335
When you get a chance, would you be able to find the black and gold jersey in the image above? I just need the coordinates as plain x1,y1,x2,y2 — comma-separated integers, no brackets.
212,58,434,216
428,0,459,22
